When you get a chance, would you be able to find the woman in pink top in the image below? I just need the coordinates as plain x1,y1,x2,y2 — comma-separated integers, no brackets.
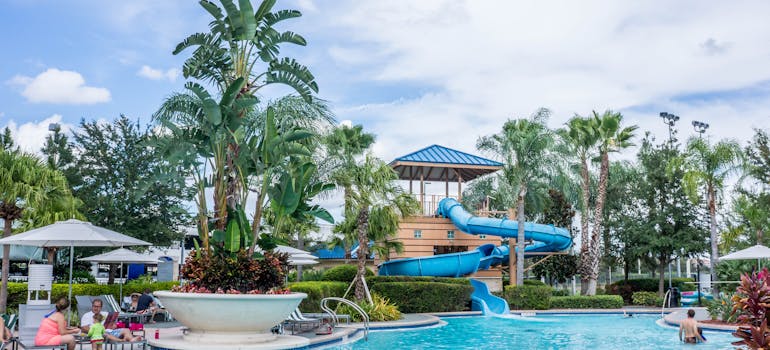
34,298,79,350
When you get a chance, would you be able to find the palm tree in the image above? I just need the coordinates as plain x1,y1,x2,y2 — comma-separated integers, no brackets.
582,110,637,295
0,150,80,312
174,0,317,100
346,155,419,301
558,116,599,291
324,124,376,258
477,109,560,286
681,137,743,291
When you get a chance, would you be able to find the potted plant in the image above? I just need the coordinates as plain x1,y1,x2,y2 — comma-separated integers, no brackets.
151,0,333,345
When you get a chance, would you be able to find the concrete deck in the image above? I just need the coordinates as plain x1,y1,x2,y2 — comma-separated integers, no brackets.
662,307,739,332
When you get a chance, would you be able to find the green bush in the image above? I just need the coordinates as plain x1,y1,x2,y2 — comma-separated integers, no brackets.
550,295,624,309
287,281,348,312
503,285,552,310
607,278,695,303
370,282,473,313
552,289,569,297
631,291,663,306
366,276,469,288
523,279,546,286
5,282,179,312
321,265,373,282
706,293,740,323
337,293,401,322
287,269,325,282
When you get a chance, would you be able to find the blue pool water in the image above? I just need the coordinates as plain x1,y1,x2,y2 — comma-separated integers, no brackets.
325,314,736,349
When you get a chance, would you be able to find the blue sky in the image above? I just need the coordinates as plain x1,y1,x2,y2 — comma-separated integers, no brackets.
2,0,770,163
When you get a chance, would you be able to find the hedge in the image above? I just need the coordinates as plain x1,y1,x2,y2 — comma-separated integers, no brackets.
523,279,546,286
503,285,552,310
287,281,348,312
632,291,663,306
366,276,470,288
370,282,473,313
550,295,624,309
5,282,179,313
321,265,374,282
607,278,695,304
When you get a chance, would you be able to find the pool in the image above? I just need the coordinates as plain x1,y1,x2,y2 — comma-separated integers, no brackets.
324,314,736,349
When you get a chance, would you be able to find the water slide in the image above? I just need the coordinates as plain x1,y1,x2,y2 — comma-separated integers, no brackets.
378,198,572,315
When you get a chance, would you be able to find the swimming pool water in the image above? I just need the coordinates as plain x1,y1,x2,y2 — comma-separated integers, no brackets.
325,314,736,349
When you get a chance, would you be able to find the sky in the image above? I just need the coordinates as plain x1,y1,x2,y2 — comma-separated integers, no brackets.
1,1,769,211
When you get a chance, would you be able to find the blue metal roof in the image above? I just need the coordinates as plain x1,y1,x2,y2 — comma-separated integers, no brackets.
394,145,502,167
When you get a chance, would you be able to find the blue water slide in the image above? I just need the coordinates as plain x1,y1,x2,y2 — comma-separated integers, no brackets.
470,279,510,315
437,198,573,253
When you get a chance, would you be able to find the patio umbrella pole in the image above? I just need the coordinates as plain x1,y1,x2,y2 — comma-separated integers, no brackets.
68,244,74,324
119,262,123,303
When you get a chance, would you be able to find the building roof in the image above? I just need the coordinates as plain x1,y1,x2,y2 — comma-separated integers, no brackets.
389,145,502,182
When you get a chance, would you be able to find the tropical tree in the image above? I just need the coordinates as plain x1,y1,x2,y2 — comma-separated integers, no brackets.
477,108,561,286
0,127,15,151
558,116,598,287
579,110,637,295
174,0,317,100
346,155,419,301
324,124,376,258
680,136,743,292
0,150,80,312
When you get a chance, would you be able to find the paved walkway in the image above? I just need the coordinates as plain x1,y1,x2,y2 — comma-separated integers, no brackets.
662,307,738,332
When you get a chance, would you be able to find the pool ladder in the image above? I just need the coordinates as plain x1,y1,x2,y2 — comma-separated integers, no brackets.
321,297,370,340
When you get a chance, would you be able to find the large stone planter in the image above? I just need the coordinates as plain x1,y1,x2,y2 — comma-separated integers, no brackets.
155,291,307,345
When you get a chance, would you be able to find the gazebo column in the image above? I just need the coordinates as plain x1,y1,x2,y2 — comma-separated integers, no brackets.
444,168,449,198
457,171,463,201
419,168,424,210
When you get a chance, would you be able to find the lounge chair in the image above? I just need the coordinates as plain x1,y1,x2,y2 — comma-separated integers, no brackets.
101,295,148,325
2,313,18,349
16,305,65,350
283,308,321,334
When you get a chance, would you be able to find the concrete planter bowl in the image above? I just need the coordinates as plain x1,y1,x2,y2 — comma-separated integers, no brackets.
155,290,307,345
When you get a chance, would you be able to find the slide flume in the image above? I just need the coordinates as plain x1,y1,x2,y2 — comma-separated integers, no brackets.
378,198,573,315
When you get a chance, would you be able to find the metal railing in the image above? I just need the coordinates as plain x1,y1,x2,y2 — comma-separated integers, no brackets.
661,289,672,319
320,297,369,340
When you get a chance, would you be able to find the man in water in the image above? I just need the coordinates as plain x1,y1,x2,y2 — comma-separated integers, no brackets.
679,309,706,344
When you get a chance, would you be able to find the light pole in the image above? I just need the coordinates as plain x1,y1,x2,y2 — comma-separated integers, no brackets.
659,112,680,144
692,120,709,138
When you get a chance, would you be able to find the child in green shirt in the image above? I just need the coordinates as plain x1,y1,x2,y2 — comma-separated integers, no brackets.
87,313,106,350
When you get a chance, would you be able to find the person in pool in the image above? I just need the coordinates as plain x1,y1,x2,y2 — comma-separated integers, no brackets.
679,309,706,344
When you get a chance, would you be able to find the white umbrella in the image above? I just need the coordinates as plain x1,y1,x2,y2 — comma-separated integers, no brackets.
80,248,160,302
0,219,151,320
273,245,312,256
720,244,770,268
290,253,318,260
287,258,319,266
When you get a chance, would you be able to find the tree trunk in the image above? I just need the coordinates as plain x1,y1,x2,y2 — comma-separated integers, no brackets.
297,233,304,282
578,156,592,295
658,258,666,297
586,152,611,295
354,208,369,301
108,264,116,285
46,248,57,267
507,208,516,286
708,184,719,294
516,184,527,286
0,218,12,313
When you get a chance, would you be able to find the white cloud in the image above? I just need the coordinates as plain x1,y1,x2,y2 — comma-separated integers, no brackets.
8,69,111,105
306,0,770,163
3,114,73,154
137,65,180,82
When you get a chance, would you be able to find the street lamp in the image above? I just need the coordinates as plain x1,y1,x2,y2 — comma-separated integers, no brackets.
692,120,709,138
659,112,680,144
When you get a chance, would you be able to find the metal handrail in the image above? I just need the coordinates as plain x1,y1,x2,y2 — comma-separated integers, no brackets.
661,289,672,319
321,297,369,340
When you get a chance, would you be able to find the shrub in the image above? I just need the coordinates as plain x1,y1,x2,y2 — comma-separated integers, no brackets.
550,295,623,309
706,293,739,323
523,279,546,286
503,285,552,310
370,282,472,313
607,278,695,304
287,281,348,313
631,291,663,306
287,269,325,282
321,265,373,282
366,276,469,287
552,289,569,297
4,281,180,312
55,269,95,284
337,293,401,322
178,249,287,293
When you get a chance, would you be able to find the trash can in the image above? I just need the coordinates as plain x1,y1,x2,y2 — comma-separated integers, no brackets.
668,287,681,308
